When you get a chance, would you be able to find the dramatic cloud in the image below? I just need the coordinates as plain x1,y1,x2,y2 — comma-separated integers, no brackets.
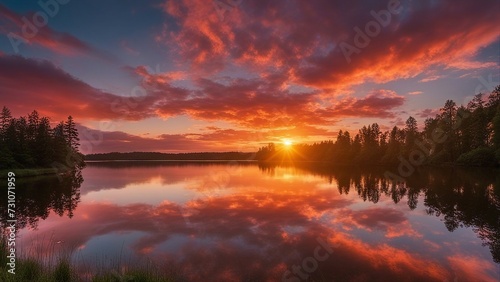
1,55,404,134
160,0,499,89
138,67,405,127
0,4,113,60
2,0,498,152
0,55,150,121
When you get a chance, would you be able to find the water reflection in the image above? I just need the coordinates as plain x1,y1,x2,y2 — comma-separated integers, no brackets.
0,170,82,230
277,163,500,265
6,162,500,281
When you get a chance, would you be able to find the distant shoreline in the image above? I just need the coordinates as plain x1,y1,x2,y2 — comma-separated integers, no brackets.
85,152,257,161
85,159,258,162
84,159,500,168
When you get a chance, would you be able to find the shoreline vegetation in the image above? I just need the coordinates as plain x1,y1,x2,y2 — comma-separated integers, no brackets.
0,107,85,177
0,238,175,282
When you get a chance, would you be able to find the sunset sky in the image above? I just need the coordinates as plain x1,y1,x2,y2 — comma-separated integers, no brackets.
0,0,499,153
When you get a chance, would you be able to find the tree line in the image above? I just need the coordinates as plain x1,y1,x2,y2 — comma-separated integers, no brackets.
257,85,500,167
0,107,84,170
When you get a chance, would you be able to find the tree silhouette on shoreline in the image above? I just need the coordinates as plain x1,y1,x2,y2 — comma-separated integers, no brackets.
0,108,85,170
257,86,500,167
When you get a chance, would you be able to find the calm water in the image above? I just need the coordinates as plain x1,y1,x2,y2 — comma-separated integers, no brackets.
3,162,500,281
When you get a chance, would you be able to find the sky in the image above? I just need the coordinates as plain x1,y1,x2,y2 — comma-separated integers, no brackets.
0,0,499,153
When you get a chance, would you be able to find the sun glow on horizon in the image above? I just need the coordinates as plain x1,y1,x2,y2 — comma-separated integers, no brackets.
282,139,293,147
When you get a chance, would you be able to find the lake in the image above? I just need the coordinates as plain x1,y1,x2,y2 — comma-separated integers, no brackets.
3,161,500,281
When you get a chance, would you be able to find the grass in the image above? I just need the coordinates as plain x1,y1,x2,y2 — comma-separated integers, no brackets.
0,168,59,177
0,257,177,282
0,237,178,281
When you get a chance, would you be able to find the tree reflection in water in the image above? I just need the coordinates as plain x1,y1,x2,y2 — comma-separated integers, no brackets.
0,169,83,231
1,162,499,272
259,163,500,263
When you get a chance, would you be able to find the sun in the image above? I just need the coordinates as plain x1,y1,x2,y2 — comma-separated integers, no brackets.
282,139,293,147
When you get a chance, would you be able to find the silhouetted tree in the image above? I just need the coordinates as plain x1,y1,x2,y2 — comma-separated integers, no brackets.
0,106,12,138
404,116,418,155
64,115,79,150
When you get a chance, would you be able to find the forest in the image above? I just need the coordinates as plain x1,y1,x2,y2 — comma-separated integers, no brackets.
0,107,84,170
257,86,500,167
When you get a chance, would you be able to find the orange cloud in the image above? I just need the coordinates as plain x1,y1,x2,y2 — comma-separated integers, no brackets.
1,55,404,132
160,0,499,90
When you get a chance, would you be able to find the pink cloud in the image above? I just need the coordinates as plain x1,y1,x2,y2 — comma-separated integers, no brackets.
419,75,442,83
0,55,406,145
0,55,150,121
334,207,422,238
408,91,423,95
317,89,405,119
159,0,499,90
448,255,498,282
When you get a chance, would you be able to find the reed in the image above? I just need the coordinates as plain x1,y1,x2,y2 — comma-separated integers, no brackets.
0,236,178,281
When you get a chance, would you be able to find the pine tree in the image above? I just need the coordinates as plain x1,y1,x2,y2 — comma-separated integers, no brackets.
486,85,500,109
492,104,500,163
381,126,405,164
27,110,40,140
404,116,418,155
64,116,79,151
34,117,54,167
467,94,489,149
53,122,69,164
439,100,458,161
0,106,15,168
0,106,12,139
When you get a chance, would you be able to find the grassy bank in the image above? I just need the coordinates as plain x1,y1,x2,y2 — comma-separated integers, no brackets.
0,239,176,281
0,260,175,282
0,168,59,178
